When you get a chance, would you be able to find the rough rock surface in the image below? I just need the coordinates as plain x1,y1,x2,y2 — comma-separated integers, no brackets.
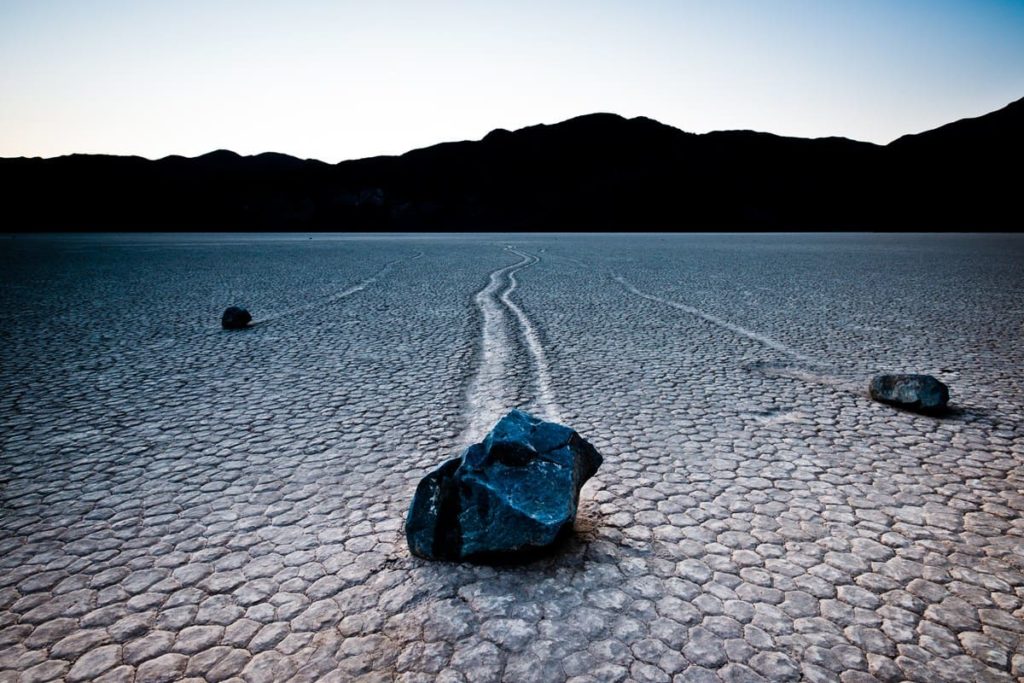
406,410,603,562
220,306,252,330
869,374,949,414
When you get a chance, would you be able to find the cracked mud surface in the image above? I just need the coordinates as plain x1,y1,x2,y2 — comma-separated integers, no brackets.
1,232,1022,682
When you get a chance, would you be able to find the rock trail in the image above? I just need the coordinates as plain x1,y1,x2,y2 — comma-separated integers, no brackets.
503,248,561,424
614,274,880,397
246,252,423,327
614,274,813,363
461,247,560,444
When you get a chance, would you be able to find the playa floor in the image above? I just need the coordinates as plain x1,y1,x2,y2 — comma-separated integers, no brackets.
1,233,1022,683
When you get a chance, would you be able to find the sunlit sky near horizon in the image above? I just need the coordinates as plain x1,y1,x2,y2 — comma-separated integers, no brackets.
2,0,1023,162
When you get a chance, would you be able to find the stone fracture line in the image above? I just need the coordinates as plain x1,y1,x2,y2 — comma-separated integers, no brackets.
614,274,815,363
504,248,562,424
249,252,423,326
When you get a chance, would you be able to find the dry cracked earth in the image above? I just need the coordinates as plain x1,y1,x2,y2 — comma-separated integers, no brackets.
1,232,1022,683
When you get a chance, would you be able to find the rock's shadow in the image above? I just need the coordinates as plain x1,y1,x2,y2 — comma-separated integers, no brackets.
398,509,602,570
942,403,997,422
456,525,584,567
877,402,955,418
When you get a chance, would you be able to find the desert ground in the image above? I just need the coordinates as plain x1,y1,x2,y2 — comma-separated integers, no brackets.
1,232,1022,683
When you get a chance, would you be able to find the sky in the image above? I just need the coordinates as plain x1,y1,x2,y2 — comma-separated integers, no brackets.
1,0,1023,162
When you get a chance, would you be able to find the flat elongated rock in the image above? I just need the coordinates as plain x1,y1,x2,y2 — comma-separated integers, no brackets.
221,306,252,330
406,410,603,562
869,374,949,414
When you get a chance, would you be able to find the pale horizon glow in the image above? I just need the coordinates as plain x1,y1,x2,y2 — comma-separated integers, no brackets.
2,0,1023,162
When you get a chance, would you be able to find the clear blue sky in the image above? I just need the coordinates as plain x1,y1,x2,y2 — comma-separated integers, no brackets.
2,0,1023,161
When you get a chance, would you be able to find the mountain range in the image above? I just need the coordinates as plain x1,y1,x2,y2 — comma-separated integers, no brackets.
2,97,1020,230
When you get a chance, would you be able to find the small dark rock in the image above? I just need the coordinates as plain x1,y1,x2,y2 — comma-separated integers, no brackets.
406,410,603,562
221,307,252,330
869,374,949,414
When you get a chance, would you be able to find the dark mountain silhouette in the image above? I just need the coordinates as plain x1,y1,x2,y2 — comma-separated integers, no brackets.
884,98,1023,229
2,97,1020,230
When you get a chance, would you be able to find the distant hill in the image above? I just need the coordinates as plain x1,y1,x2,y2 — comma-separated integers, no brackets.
2,97,1020,230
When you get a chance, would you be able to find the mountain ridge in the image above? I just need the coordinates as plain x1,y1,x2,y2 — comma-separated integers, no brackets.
8,97,1020,165
2,96,1020,230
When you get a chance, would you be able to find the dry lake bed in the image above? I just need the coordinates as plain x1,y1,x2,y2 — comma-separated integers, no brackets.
1,232,1022,683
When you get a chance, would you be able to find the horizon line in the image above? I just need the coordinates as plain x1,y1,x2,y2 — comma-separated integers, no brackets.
3,95,1020,165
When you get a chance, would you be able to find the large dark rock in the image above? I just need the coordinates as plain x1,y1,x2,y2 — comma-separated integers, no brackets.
869,374,949,414
221,306,252,330
406,410,603,562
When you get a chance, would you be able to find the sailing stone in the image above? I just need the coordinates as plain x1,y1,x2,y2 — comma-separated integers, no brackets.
869,374,949,414
221,307,252,330
406,410,603,562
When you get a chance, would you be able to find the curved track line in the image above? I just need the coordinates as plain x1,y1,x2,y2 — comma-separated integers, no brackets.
461,248,561,443
504,248,561,424
745,360,865,394
461,251,532,442
247,252,423,326
614,274,813,362
614,274,888,401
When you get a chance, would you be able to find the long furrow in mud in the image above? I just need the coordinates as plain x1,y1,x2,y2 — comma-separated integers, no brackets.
247,252,423,326
503,248,561,424
614,273,813,362
461,247,561,443
614,274,874,394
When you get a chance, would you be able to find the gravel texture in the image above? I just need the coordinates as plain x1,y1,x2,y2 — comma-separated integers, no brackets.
1,232,1022,683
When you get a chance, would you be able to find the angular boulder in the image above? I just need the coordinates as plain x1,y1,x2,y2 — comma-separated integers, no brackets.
406,410,603,562
869,374,949,414
221,306,252,330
